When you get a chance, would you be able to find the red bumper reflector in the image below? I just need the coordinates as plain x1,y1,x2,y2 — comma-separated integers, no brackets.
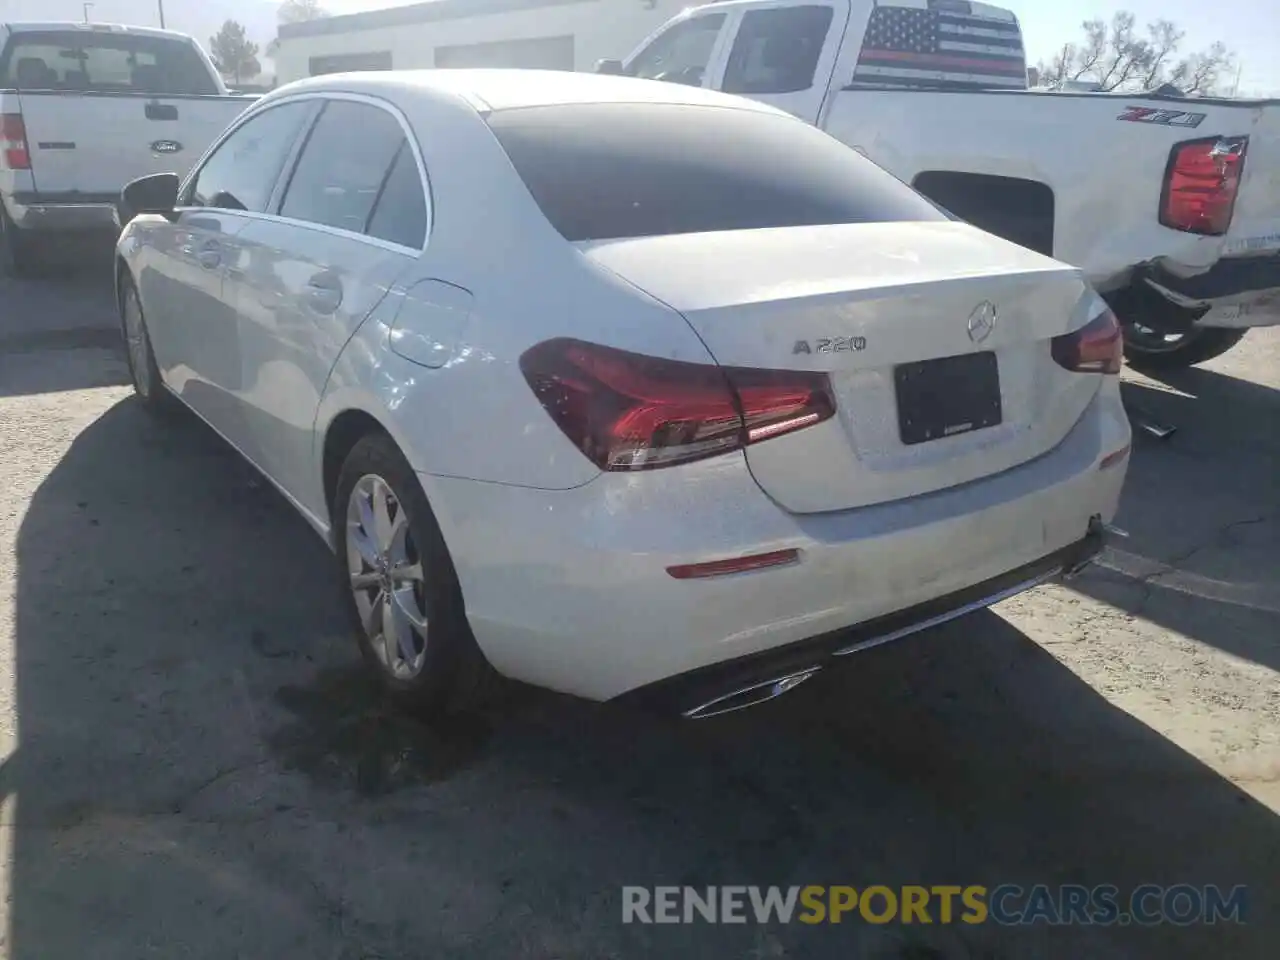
1099,442,1131,470
666,548,800,580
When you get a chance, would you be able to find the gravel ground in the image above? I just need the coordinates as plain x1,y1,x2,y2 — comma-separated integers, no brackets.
0,258,1276,959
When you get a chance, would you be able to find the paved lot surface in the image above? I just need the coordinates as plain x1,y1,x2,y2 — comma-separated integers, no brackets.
0,255,1277,958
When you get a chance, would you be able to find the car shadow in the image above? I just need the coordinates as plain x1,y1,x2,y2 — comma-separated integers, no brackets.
0,242,125,398
1059,369,1280,674
6,396,1278,959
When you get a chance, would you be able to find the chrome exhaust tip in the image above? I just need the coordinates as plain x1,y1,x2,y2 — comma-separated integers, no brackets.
1062,515,1113,579
682,667,823,720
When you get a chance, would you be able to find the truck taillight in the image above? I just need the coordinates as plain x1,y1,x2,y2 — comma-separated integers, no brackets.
520,338,835,471
1160,136,1248,236
0,113,30,170
1051,308,1123,375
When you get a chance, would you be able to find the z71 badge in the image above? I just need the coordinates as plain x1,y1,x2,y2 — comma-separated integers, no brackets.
793,336,866,355
1116,106,1206,128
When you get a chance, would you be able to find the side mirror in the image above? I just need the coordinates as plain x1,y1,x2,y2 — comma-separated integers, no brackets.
117,172,180,228
595,58,625,76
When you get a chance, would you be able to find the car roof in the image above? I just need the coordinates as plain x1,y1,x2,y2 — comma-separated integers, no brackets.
266,68,792,118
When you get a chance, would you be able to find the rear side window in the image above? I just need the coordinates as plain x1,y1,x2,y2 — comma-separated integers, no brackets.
487,103,945,242
0,31,218,95
723,6,835,94
278,100,409,237
366,144,428,248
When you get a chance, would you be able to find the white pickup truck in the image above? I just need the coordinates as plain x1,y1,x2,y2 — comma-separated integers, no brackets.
601,0,1280,367
0,21,256,276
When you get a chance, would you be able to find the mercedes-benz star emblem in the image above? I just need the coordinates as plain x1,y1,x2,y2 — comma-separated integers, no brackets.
967,301,997,343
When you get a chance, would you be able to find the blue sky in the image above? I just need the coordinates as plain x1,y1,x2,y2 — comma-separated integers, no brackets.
1004,0,1280,96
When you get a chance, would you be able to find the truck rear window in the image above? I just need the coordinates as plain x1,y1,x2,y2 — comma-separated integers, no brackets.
486,102,945,242
0,31,217,96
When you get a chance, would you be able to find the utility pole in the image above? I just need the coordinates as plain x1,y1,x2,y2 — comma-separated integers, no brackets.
158,0,166,28
82,2,94,22
1231,60,1243,98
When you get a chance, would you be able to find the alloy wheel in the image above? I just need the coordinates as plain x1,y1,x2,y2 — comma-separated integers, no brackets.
122,287,154,396
345,474,429,680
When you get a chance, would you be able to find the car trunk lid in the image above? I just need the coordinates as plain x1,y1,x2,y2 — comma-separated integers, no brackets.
577,221,1102,513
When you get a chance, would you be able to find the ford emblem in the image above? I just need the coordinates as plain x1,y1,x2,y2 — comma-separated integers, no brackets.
151,139,183,154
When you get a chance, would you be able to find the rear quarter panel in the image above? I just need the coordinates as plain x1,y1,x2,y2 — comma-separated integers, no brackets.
312,87,721,497
821,89,1276,288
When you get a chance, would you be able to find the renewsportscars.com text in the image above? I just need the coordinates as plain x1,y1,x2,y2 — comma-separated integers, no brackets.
621,884,1247,926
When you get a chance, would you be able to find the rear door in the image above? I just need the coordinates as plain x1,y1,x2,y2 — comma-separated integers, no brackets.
709,0,851,123
0,27,224,195
230,96,426,509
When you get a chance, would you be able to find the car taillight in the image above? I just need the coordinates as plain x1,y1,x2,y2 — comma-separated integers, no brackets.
0,113,29,170
1051,308,1123,374
1160,136,1248,236
519,338,835,471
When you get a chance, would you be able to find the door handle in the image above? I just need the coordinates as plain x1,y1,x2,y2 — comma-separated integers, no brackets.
197,243,221,269
304,274,343,314
146,102,178,121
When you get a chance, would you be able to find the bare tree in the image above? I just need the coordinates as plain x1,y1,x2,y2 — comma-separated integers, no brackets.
1036,10,1235,95
267,0,329,59
279,0,329,23
1171,42,1235,95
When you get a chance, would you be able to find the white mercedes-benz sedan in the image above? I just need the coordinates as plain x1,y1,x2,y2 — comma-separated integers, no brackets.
113,69,1130,719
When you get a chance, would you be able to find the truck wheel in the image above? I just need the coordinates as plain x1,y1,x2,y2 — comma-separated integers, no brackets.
0,206,40,279
1123,325,1248,370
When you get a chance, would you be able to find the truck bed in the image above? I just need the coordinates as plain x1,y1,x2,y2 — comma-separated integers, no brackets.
824,87,1280,294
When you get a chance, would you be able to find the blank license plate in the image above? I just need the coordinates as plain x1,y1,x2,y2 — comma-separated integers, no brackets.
894,352,1002,446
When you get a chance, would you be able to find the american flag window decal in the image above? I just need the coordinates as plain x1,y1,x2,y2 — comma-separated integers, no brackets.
851,0,1027,91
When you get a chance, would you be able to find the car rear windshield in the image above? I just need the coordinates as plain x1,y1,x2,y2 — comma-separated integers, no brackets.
0,31,218,96
485,102,946,242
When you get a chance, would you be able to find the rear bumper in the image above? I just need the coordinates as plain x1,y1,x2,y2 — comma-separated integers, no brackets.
424,382,1130,704
1143,254,1280,329
3,192,118,233
617,524,1106,718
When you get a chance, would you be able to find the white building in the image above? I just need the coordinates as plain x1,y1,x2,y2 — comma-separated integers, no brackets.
273,0,691,85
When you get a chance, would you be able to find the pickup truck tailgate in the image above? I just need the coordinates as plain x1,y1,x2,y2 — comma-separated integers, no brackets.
1228,105,1280,258
16,92,244,194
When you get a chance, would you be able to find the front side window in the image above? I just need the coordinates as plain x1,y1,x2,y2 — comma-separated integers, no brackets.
625,14,726,86
187,101,314,213
278,100,407,236
0,31,217,95
722,6,835,94
487,102,946,242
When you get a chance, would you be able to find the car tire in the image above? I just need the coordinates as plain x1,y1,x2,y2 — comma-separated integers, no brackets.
0,205,40,279
334,433,503,716
118,273,173,412
1123,325,1248,370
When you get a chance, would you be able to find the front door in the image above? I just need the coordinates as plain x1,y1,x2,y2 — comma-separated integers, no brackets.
146,99,318,444
230,97,428,513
